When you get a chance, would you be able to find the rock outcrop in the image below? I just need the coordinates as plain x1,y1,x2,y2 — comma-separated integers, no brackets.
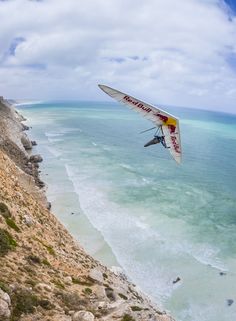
0,98,175,321
0,288,11,320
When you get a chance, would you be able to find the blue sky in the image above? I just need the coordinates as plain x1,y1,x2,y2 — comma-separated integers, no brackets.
225,0,236,12
0,0,236,113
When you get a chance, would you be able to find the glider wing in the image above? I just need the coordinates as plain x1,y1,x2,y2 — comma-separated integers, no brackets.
98,84,182,163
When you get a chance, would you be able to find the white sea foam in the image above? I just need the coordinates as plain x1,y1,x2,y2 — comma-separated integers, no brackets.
47,137,63,143
102,146,112,151
141,177,151,184
119,163,136,171
64,164,185,301
59,127,82,134
45,128,82,140
190,245,227,271
135,220,149,230
65,163,229,305
45,131,64,137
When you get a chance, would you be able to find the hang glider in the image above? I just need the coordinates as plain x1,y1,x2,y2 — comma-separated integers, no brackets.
98,84,182,164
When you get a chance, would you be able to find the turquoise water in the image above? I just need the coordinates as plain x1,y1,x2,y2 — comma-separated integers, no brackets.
18,101,236,321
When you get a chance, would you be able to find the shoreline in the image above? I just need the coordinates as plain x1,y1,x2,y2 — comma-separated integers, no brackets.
20,111,120,268
0,97,175,321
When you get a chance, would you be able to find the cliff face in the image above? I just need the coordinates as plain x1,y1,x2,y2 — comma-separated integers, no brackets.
0,99,47,204
0,99,174,321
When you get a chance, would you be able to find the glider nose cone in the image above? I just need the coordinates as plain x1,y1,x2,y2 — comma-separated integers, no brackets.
98,84,109,95
98,84,108,91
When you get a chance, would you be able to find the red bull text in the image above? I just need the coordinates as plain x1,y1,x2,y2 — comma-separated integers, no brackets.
123,96,152,113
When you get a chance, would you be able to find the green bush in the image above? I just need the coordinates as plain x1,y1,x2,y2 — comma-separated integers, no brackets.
45,245,55,255
25,279,37,287
83,287,92,295
52,279,65,289
26,255,41,264
0,280,10,294
131,306,143,311
38,299,54,310
121,314,135,321
0,228,17,256
11,289,39,320
119,293,128,300
72,277,93,286
0,202,11,218
58,292,87,310
5,217,20,232
33,237,55,255
42,258,51,266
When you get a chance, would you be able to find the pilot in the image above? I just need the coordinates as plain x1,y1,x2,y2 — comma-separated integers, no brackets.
144,135,168,148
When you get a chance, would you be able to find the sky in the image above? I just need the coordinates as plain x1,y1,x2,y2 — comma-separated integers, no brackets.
0,0,236,113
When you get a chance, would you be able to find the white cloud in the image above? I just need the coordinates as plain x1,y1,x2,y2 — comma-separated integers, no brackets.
0,0,236,113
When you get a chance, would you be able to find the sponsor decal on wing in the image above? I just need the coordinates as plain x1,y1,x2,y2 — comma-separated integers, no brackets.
123,96,152,113
170,135,181,153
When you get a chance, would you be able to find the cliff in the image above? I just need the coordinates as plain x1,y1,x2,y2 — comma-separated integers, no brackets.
0,98,174,321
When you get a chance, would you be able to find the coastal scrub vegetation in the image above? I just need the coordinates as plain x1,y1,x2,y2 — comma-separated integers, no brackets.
42,258,51,266
11,289,39,320
11,288,54,321
83,287,92,295
56,291,88,310
33,236,56,255
118,293,128,300
44,244,55,255
26,254,41,264
0,228,17,256
0,202,11,218
72,276,93,286
5,217,21,232
131,306,143,311
0,280,10,294
52,279,65,289
121,314,136,321
0,202,21,232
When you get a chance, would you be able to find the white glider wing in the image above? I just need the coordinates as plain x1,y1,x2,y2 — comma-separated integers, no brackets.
98,84,182,164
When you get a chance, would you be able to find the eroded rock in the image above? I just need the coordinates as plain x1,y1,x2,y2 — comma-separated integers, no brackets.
0,299,10,319
64,276,72,285
23,214,34,227
89,268,104,284
21,134,32,150
0,289,11,319
72,310,94,321
29,154,43,163
22,124,29,131
31,140,37,146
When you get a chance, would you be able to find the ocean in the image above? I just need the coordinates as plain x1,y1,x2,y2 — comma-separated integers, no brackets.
17,101,236,321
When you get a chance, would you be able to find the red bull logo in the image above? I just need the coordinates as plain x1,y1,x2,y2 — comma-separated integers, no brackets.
123,96,152,113
154,113,168,123
171,136,181,153
168,124,176,134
